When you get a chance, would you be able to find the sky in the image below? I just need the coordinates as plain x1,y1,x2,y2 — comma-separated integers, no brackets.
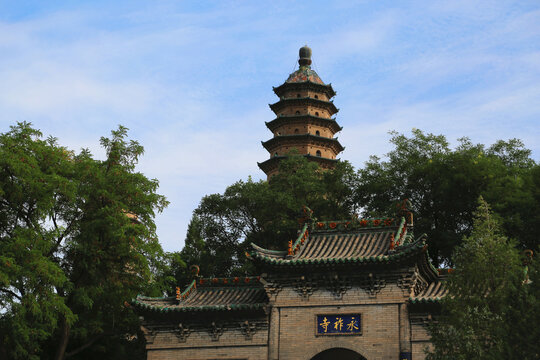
1,1,539,252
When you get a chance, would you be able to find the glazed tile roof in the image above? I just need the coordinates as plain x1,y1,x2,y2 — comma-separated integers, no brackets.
286,66,325,84
409,281,448,304
294,228,393,259
131,277,268,313
249,218,428,267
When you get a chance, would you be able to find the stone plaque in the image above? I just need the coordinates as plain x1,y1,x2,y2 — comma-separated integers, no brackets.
316,314,362,336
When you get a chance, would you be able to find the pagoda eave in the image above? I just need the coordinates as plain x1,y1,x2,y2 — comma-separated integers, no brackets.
265,115,343,134
269,98,338,115
258,155,339,174
262,134,345,153
273,81,336,98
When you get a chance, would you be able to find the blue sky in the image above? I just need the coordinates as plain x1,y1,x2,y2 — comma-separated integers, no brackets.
1,1,539,252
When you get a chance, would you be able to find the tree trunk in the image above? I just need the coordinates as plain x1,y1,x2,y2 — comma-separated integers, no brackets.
54,315,70,360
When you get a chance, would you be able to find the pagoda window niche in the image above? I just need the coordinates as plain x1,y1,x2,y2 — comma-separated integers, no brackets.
316,130,320,136
315,111,319,116
314,94,319,99
316,150,322,157
295,129,299,134
296,110,300,114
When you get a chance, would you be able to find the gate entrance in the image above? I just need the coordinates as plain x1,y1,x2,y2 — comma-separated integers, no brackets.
310,347,366,360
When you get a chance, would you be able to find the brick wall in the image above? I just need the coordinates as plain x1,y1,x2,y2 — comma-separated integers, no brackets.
282,90,330,102
148,346,267,360
273,124,334,139
267,284,413,360
411,323,431,360
142,281,436,360
146,324,268,360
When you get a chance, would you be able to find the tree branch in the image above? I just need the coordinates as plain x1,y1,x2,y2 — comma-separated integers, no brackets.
65,333,106,358
0,287,22,301
48,219,75,257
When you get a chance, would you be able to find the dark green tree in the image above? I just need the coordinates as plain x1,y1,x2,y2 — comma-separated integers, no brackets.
179,155,357,281
355,129,537,265
426,198,539,359
0,123,169,360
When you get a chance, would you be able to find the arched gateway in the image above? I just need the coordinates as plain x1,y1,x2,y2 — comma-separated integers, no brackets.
311,347,366,360
131,48,448,360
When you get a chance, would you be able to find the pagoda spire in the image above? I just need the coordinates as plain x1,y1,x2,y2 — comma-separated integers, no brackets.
298,45,312,67
258,46,344,179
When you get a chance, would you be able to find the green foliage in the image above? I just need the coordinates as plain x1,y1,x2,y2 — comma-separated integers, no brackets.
178,156,356,282
355,129,537,265
178,131,538,282
426,198,540,359
0,123,169,360
145,251,186,298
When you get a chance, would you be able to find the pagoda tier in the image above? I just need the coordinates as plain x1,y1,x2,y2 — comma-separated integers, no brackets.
258,154,338,176
273,81,336,99
269,97,338,117
259,45,344,178
262,134,344,157
266,114,343,136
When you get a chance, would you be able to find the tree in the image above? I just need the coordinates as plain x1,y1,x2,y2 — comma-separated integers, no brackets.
0,123,169,360
179,155,357,280
355,129,537,265
426,198,540,359
180,131,538,279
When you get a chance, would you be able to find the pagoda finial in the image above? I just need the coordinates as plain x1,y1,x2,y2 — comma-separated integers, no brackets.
299,45,312,67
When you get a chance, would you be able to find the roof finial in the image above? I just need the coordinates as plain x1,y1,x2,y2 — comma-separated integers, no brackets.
298,45,312,67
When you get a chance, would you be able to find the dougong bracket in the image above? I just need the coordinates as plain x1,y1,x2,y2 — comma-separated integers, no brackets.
240,320,257,340
175,323,191,342
209,322,224,341
294,276,318,300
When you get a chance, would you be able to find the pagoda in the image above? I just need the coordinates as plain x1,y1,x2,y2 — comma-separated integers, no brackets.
258,46,344,178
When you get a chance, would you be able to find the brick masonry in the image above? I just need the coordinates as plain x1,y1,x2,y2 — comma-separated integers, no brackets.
143,282,433,360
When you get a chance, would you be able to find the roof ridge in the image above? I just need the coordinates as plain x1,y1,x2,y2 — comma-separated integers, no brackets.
177,279,196,301
313,218,397,232
409,279,448,304
288,223,309,256
250,237,428,267
196,276,262,287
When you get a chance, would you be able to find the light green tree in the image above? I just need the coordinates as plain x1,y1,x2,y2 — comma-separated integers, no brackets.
427,197,539,359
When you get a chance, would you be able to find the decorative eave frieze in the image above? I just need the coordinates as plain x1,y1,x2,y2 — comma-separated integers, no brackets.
138,319,269,345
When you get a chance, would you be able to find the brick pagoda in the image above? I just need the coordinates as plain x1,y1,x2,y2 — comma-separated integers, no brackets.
258,46,344,178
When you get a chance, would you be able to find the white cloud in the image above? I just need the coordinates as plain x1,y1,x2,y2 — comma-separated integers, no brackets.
1,1,539,252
